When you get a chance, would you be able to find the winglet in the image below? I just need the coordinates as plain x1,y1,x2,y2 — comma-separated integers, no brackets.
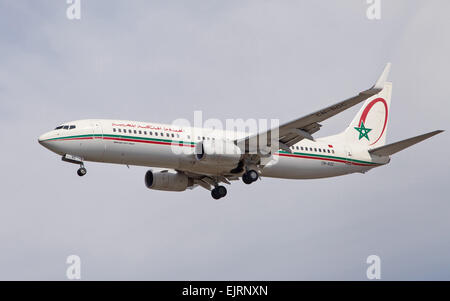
373,63,391,90
362,63,391,94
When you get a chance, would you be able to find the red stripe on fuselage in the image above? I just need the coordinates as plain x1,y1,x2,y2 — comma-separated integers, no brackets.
53,136,373,166
102,136,195,147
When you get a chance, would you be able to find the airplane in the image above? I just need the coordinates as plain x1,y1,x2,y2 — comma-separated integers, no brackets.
38,64,443,199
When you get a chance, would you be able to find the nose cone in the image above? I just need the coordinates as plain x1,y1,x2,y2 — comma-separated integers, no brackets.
38,132,52,147
38,131,67,155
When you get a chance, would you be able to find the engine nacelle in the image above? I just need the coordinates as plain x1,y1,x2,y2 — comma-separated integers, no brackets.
194,139,242,167
144,170,192,192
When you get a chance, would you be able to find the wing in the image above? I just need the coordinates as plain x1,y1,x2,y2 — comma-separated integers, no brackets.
236,63,391,153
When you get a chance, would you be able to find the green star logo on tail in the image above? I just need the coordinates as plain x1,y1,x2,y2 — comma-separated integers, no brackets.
354,121,372,141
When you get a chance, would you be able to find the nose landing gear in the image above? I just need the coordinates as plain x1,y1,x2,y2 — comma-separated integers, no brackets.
77,166,87,177
62,154,87,177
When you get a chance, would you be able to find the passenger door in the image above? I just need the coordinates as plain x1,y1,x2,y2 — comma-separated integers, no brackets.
89,121,105,161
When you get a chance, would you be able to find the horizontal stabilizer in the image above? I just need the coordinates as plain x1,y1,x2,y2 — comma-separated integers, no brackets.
369,130,444,156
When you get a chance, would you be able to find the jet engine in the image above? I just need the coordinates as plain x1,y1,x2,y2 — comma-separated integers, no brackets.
144,170,193,192
194,139,242,167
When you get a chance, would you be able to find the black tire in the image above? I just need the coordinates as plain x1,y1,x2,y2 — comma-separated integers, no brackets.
217,185,227,198
242,173,253,184
211,188,221,200
247,170,259,182
77,167,87,177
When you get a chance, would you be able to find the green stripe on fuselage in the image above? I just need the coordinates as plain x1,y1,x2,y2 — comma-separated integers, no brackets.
45,133,196,145
278,150,377,165
44,134,92,141
46,134,377,165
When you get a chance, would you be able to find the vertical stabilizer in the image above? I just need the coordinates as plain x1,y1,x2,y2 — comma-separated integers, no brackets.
341,82,392,148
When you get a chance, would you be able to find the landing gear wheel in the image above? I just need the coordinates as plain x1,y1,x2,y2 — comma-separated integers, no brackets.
77,167,87,177
242,170,258,184
217,185,227,198
242,173,253,184
211,185,227,199
211,188,221,200
247,170,259,182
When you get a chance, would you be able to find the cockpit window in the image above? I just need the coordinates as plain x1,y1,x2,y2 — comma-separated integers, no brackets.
55,125,76,130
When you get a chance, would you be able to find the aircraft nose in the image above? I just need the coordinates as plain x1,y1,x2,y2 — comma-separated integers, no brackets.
38,132,51,146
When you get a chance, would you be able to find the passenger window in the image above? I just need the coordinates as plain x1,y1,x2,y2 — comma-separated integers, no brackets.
300,147,304,151
113,128,116,132
127,130,131,133
155,132,158,136
309,147,313,151
149,131,152,135
133,130,136,134
177,134,180,138
171,134,175,138
118,129,121,133
198,136,200,140
318,149,321,152
202,137,205,140
139,130,142,134
327,149,330,153
187,135,190,139
332,150,335,154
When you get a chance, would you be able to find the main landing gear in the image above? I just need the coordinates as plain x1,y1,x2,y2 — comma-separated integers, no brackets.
211,185,227,200
62,154,87,177
242,170,258,184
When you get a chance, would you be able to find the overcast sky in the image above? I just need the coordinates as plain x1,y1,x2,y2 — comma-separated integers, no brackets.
0,0,448,280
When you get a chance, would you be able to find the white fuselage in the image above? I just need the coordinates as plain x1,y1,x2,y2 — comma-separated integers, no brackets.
38,119,389,179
